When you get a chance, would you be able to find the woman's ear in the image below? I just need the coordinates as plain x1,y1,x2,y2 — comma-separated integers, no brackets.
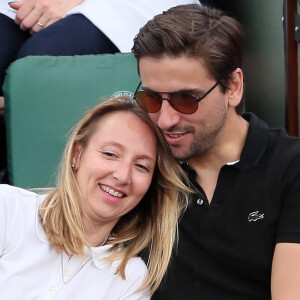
72,143,82,170
227,68,243,108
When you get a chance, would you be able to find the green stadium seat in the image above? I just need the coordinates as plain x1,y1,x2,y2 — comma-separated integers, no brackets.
3,53,139,188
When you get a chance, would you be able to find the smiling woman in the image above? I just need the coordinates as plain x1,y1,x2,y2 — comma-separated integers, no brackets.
73,109,157,239
0,97,190,299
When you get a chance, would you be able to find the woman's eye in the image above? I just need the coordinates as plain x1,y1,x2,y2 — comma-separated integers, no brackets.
101,151,116,157
135,163,150,172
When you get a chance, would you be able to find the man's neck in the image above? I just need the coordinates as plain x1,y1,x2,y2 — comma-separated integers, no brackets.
188,112,249,203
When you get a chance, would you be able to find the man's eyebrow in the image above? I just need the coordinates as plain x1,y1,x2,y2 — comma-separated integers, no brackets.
142,86,204,94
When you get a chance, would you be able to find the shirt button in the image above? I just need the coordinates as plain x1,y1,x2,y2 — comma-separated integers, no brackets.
49,286,56,292
63,270,69,276
197,198,204,205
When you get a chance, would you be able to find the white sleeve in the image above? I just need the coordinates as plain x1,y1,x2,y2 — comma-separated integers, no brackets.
64,0,200,52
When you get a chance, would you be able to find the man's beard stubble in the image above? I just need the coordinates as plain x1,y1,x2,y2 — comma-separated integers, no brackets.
170,104,227,162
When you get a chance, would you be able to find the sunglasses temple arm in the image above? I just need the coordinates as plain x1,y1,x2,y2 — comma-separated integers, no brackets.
134,82,142,95
198,80,221,101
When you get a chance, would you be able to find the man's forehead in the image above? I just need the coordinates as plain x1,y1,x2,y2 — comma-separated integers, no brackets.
138,56,213,91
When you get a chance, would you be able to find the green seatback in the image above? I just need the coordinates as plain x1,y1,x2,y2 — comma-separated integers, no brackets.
3,53,139,188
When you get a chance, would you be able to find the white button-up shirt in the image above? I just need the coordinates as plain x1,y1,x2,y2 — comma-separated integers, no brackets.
0,185,150,299
0,0,200,52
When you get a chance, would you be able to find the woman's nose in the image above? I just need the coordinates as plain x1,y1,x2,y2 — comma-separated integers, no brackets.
113,162,131,185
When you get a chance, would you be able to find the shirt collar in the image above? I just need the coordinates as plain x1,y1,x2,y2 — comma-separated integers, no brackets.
90,244,121,271
182,112,269,174
235,112,269,170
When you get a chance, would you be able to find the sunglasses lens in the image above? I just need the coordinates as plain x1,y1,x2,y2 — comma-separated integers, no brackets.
170,93,198,114
134,91,162,113
134,91,198,114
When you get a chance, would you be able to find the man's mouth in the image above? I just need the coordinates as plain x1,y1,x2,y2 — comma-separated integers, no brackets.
168,133,184,138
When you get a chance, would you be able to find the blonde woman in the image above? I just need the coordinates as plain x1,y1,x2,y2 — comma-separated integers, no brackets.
0,98,190,299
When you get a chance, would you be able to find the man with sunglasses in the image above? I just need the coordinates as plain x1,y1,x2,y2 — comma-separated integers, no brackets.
132,4,300,300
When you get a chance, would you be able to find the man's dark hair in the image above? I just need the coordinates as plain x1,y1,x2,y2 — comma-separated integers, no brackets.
132,4,245,114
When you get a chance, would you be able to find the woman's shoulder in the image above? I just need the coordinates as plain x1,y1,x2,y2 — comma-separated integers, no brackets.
0,184,46,212
115,255,150,299
0,185,45,253
125,255,148,276
0,184,35,195
0,183,37,200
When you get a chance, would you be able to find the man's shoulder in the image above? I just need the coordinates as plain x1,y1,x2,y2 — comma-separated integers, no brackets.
268,126,300,158
245,112,300,160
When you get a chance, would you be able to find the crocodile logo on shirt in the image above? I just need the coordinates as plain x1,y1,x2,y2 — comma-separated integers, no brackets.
248,211,264,222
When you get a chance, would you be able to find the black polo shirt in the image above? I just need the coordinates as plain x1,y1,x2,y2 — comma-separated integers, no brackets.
153,113,300,300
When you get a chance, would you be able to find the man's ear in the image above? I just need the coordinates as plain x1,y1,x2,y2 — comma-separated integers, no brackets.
227,68,243,108
72,143,82,170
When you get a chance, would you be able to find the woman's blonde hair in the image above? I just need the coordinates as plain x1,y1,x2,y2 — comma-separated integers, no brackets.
39,97,190,294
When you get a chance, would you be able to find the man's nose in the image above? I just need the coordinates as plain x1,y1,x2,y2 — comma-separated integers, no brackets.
156,97,181,131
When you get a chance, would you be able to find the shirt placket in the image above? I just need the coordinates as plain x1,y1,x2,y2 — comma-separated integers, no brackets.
40,257,63,300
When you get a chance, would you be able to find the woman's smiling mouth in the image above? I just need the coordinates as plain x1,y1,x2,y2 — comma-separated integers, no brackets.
99,184,125,198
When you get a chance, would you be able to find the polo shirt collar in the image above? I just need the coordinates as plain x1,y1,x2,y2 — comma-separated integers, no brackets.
182,112,269,174
91,244,122,271
235,112,269,171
